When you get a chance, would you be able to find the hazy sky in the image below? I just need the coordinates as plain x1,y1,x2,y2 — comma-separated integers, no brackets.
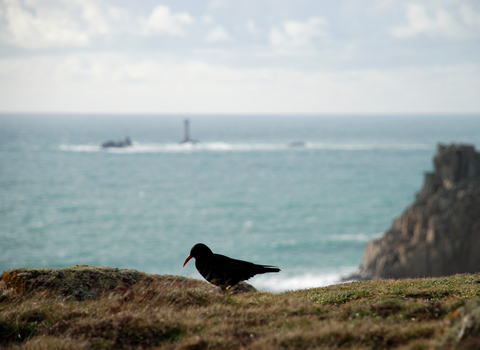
0,0,479,114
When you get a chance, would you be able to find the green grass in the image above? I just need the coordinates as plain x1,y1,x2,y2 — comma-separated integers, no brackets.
1,272,480,349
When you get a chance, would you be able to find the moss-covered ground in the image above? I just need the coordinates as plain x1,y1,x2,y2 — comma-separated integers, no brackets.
1,267,480,349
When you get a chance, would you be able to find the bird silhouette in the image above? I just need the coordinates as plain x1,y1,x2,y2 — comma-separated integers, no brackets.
183,243,280,290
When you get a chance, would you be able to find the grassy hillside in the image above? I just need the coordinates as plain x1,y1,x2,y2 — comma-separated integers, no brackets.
1,267,480,349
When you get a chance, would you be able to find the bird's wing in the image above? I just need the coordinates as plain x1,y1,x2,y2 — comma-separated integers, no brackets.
208,254,280,280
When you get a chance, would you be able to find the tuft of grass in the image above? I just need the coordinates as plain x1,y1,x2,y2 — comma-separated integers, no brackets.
2,268,480,349
2,272,25,292
0,320,39,344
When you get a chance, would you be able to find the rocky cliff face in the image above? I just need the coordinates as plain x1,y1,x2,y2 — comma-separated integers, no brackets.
359,143,480,280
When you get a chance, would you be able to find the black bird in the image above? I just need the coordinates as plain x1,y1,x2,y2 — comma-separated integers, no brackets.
183,243,280,290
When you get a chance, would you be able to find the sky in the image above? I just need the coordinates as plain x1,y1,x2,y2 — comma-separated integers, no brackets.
0,0,479,114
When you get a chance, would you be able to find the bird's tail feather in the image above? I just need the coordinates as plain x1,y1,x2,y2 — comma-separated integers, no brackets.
258,265,281,273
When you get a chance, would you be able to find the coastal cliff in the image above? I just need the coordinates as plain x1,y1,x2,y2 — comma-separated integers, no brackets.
359,143,480,280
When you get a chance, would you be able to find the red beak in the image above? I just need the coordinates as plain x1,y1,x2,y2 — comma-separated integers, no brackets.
183,255,192,267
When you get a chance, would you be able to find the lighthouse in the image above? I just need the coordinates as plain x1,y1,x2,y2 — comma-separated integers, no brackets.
180,119,199,144
182,119,190,143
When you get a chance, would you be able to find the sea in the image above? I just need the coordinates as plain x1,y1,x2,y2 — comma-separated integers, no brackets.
1,114,479,292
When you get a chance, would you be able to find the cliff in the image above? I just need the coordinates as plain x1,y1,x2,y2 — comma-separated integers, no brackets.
359,143,480,280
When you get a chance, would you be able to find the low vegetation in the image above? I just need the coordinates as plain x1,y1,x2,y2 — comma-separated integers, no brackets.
1,267,480,349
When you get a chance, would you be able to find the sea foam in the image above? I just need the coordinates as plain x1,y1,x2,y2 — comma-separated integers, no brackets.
251,266,359,292
59,142,431,154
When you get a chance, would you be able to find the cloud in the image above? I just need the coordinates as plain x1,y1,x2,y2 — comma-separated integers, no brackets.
390,3,480,39
202,14,214,24
269,17,328,47
0,1,478,114
208,0,226,10
0,0,109,49
1,53,479,114
141,5,193,36
107,6,131,23
246,19,258,35
459,4,480,31
204,25,232,43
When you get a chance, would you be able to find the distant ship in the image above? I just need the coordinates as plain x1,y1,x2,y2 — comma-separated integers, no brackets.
101,137,132,148
287,140,305,147
180,119,199,144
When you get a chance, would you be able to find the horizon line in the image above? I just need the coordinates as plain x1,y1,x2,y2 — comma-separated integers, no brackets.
1,111,480,117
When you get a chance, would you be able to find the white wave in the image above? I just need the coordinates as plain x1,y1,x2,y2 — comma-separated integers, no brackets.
306,142,431,151
59,142,283,153
336,233,371,242
271,233,377,249
59,141,431,154
59,144,102,152
252,266,359,292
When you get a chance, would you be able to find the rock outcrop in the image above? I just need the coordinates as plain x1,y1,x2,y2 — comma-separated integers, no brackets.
359,143,480,280
1,265,256,300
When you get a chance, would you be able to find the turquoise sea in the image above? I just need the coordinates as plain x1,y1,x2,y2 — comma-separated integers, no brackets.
1,114,479,291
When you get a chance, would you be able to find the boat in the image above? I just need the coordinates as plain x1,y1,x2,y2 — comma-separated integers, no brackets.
287,140,305,147
101,137,132,148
